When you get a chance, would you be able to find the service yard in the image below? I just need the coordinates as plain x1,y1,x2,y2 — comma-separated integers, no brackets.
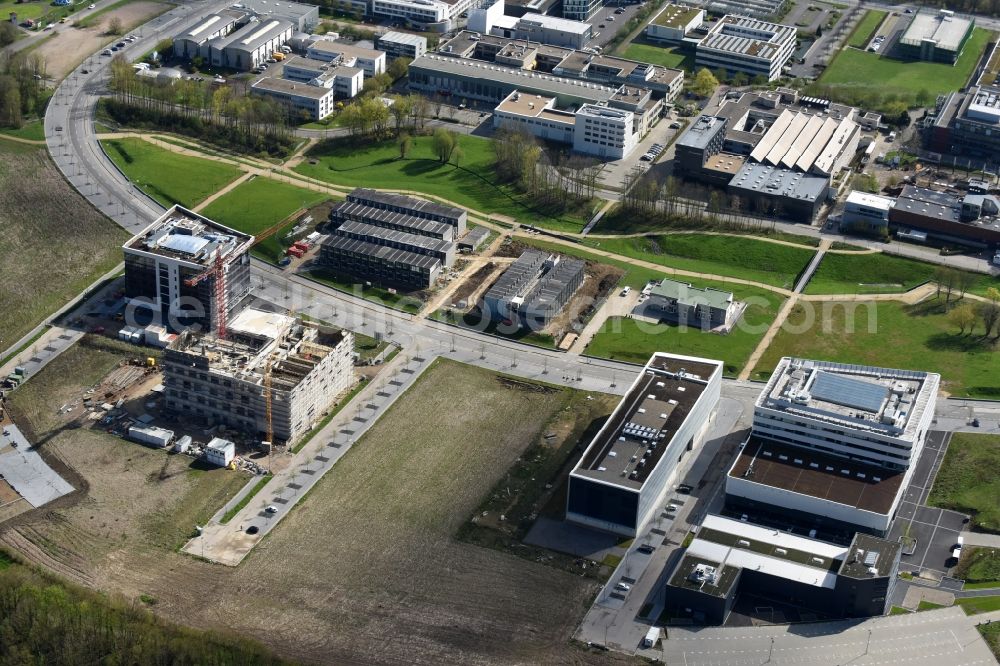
1,351,630,665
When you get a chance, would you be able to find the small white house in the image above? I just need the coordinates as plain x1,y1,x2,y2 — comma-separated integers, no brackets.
205,437,236,467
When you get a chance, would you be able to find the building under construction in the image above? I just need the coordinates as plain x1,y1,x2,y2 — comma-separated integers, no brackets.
161,308,354,445
123,205,254,334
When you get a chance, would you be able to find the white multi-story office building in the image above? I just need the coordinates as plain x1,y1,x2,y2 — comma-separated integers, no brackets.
841,190,895,234
371,0,476,31
727,357,939,535
696,15,796,81
567,353,723,537
251,77,335,120
306,41,386,77
573,104,638,159
376,31,428,60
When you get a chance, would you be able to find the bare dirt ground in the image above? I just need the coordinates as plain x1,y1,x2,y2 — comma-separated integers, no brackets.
2,348,637,666
36,1,166,81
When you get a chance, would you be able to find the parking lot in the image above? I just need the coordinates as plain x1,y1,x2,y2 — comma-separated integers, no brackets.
887,431,969,576
587,1,646,50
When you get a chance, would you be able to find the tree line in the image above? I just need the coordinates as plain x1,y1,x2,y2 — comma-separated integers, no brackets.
0,551,289,665
0,51,48,129
940,269,1000,339
106,57,296,156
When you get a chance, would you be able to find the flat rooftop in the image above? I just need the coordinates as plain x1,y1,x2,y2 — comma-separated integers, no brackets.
377,30,427,46
573,354,721,491
728,162,828,203
252,76,331,99
847,190,895,211
308,40,382,58
729,435,904,515
518,12,592,34
495,91,576,125
704,152,746,175
322,234,441,271
653,4,702,29
900,10,973,52
330,200,453,238
649,278,733,310
677,115,726,150
240,0,318,20
221,18,292,54
348,187,464,222
761,357,935,438
124,205,253,266
839,532,900,579
894,185,962,223
699,15,796,61
668,555,741,597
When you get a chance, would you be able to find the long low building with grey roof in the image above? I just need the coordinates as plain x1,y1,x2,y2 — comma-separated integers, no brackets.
318,235,443,290
329,200,454,241
330,220,455,266
346,188,467,234
206,18,293,70
566,353,723,537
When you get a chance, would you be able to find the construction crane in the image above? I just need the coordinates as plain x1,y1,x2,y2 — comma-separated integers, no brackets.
184,252,229,340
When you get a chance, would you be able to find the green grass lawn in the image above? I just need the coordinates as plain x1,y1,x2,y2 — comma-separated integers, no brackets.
430,308,557,348
200,177,327,262
621,42,694,70
753,299,1000,398
805,252,999,296
929,434,1000,534
980,622,1000,661
584,234,814,289
958,596,1000,615
889,605,912,615
0,120,45,142
917,600,946,611
1,0,50,21
586,283,783,377
817,27,990,102
846,9,887,48
304,267,423,314
102,137,243,209
957,548,1000,588
293,135,593,232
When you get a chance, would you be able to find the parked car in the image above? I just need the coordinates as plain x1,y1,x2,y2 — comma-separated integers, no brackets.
265,505,278,514
621,286,631,296
614,582,631,592
88,2,95,7
669,121,681,129
637,544,655,554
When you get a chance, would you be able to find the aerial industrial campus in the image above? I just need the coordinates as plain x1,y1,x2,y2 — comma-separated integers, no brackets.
2,0,1000,661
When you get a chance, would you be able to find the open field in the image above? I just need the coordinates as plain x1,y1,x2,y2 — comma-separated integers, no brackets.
2,355,628,665
584,234,814,289
294,135,593,232
805,252,999,296
929,434,1000,534
102,137,243,209
981,622,1000,661
753,299,1000,397
0,142,127,351
846,9,887,48
34,1,168,80
199,177,328,261
586,283,784,377
621,41,694,70
816,27,990,104
958,596,1000,615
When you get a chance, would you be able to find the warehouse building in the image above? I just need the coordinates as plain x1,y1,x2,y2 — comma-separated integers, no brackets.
123,206,254,334
482,249,585,329
329,200,455,241
162,309,354,445
633,279,743,332
330,220,456,266
665,514,900,623
840,190,895,235
238,0,319,32
376,31,428,60
728,162,830,221
319,236,442,290
172,11,243,59
898,9,975,63
728,357,939,536
206,18,294,70
646,4,704,43
346,188,467,235
566,353,723,537
251,77,335,120
306,41,386,77
695,15,797,81
889,185,1000,246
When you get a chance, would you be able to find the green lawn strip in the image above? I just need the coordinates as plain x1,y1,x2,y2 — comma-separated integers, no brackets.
817,27,990,102
0,120,45,142
804,252,998,296
621,42,693,70
303,268,423,314
846,10,887,48
965,581,1000,590
929,435,1000,534
889,606,912,615
583,233,814,289
980,622,1000,661
753,300,1000,398
219,474,273,524
917,600,946,611
200,177,327,261
958,596,1000,615
293,134,592,233
101,137,243,208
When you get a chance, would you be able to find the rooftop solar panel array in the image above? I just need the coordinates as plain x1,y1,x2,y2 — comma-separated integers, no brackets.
810,371,888,413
